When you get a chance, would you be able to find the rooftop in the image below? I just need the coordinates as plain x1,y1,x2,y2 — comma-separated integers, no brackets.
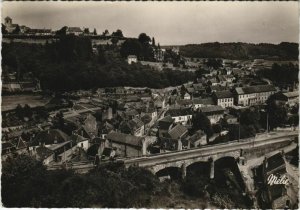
235,85,276,95
168,124,188,139
107,132,144,148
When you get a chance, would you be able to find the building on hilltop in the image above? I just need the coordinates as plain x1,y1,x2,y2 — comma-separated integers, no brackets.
4,16,18,33
66,27,83,36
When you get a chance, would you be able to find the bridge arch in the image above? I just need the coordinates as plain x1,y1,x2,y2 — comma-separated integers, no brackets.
186,161,211,178
155,166,182,180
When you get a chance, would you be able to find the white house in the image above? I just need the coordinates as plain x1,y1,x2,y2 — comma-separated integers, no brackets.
213,90,234,108
127,55,138,64
235,85,276,106
165,108,193,125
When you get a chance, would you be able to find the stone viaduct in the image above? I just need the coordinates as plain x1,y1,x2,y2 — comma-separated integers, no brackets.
120,131,298,179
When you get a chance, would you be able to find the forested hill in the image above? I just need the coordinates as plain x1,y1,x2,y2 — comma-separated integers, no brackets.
179,42,298,60
2,35,194,92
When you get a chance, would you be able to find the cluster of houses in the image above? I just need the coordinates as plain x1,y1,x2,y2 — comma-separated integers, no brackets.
2,63,299,169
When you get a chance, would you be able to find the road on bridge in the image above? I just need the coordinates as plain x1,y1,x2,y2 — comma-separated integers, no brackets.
119,131,298,168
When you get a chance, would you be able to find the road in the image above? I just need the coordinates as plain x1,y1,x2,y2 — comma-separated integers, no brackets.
120,131,298,168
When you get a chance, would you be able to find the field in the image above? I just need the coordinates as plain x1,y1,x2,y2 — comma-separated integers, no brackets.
2,94,51,112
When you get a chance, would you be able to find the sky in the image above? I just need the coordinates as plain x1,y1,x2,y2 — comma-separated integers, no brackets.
2,1,299,45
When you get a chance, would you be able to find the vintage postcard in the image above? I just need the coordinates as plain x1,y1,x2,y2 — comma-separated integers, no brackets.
1,1,299,209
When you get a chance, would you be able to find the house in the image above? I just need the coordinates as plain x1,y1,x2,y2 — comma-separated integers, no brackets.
176,99,193,108
208,77,219,86
210,85,227,93
158,116,175,138
183,92,191,100
66,27,83,35
186,130,207,148
71,134,89,151
199,105,225,124
260,153,290,209
4,16,18,33
168,124,188,150
234,85,276,106
98,121,114,139
29,129,70,154
165,108,193,125
193,83,205,95
272,91,298,106
27,29,52,36
79,113,98,139
193,97,214,110
141,107,157,123
213,90,234,108
154,95,166,109
124,109,140,120
127,55,137,64
119,118,145,136
106,132,146,157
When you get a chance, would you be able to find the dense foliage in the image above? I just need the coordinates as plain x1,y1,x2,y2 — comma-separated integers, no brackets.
2,155,161,208
180,42,298,60
257,63,298,88
2,36,194,91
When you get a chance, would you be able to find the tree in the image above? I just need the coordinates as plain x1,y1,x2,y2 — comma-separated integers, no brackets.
52,111,65,130
212,124,222,134
2,23,8,34
15,104,24,119
2,155,47,207
266,96,288,130
12,25,20,34
152,37,156,47
138,33,151,45
56,26,67,36
192,112,213,143
111,37,119,45
240,107,261,130
93,28,97,35
120,38,143,58
112,29,123,37
205,58,223,69
83,28,90,34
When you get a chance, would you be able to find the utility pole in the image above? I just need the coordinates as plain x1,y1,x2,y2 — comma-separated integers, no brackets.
266,112,269,133
238,113,241,142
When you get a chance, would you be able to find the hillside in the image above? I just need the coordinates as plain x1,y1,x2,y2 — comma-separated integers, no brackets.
178,42,298,60
1,35,194,91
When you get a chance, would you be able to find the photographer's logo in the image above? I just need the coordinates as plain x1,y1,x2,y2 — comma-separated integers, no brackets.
267,174,289,186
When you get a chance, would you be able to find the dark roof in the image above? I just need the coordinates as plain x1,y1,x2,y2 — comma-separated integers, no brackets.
165,108,193,117
214,90,234,99
36,147,53,160
11,138,27,150
265,152,285,172
168,124,188,139
125,109,139,116
235,85,276,95
28,29,51,33
193,97,214,105
176,99,193,106
31,129,70,147
2,142,16,154
199,105,225,114
67,27,83,33
160,115,174,123
107,132,144,148
187,130,206,143
282,91,298,98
